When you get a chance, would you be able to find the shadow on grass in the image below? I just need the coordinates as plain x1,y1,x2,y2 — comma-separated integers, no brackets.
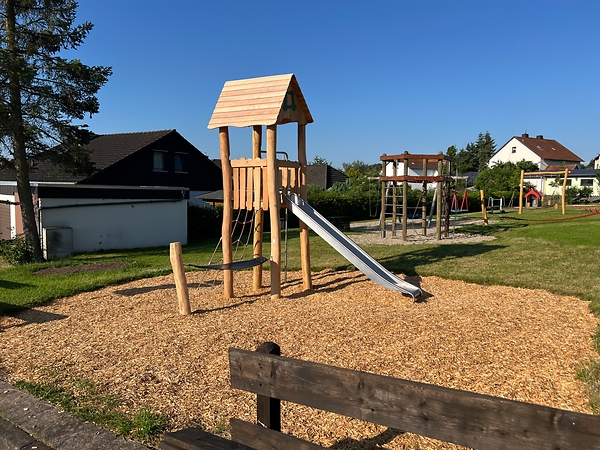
457,221,528,235
379,242,506,277
0,279,35,289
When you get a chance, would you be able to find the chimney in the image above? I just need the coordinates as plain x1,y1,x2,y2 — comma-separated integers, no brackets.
536,135,544,139
522,133,529,138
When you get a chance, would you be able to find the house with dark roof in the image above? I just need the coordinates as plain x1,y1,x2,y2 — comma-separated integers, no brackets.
306,164,348,189
488,133,583,170
0,130,222,256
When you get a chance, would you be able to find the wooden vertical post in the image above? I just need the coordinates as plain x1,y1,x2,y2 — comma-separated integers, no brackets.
561,167,568,215
252,126,263,291
380,162,386,238
219,127,234,299
436,159,442,240
256,342,281,430
170,242,191,315
392,161,398,237
519,170,525,215
422,158,427,236
267,125,281,299
402,154,408,241
443,160,450,237
480,190,488,226
297,123,312,290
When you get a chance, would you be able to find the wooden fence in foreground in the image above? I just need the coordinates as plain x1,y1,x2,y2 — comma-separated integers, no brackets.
162,342,600,449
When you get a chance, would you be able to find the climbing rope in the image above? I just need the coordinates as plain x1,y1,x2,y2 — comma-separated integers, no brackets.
500,209,600,222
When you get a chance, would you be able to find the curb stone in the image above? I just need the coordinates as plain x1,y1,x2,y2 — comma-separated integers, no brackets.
0,380,147,450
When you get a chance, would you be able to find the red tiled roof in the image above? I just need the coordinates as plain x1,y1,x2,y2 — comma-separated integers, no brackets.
516,136,583,163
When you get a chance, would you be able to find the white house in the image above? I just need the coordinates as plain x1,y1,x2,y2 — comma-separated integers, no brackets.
593,154,600,170
489,134,583,171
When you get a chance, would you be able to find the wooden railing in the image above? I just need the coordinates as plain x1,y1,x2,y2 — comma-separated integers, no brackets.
231,158,301,210
162,342,600,449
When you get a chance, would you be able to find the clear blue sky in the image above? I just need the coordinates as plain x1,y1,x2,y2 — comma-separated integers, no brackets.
70,0,600,168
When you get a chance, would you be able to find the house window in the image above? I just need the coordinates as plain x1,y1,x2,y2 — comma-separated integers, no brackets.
153,150,167,171
580,179,593,186
174,153,188,173
565,179,572,186
511,147,516,154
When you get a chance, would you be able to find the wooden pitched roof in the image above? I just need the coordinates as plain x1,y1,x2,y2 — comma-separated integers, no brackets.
207,74,313,129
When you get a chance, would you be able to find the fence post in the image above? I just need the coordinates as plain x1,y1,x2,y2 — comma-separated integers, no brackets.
256,342,281,431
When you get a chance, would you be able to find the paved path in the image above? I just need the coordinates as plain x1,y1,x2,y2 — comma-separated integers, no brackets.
0,380,147,450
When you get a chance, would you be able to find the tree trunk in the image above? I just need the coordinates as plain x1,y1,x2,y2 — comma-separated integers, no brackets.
4,0,45,261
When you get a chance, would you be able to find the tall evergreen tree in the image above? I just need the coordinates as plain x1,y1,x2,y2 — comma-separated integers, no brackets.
476,131,496,171
0,0,111,261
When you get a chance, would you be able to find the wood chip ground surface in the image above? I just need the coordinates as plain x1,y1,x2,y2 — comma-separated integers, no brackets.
1,269,598,449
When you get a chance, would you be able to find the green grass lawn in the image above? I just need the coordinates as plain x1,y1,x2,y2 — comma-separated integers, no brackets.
2,207,600,315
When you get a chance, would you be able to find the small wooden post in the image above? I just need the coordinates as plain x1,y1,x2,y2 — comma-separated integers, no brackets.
252,125,263,291
480,190,488,226
402,154,408,241
169,242,191,315
518,170,525,215
220,127,234,298
561,167,568,215
298,123,312,290
267,125,281,299
256,342,281,431
443,160,450,237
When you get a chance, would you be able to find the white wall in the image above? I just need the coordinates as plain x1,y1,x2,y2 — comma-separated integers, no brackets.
39,197,187,253
488,138,542,168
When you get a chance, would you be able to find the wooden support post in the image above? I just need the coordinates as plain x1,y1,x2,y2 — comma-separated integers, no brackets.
169,242,191,315
252,126,263,291
518,170,525,215
422,158,427,236
402,155,408,241
443,161,450,237
480,190,488,226
267,125,281,299
220,127,234,299
380,164,386,238
256,342,281,431
392,161,398,237
436,159,442,240
298,124,312,290
561,167,568,215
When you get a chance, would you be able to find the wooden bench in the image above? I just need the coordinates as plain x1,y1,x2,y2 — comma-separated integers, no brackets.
163,342,600,449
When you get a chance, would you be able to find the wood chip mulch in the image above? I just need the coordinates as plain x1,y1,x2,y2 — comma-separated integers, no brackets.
0,269,598,449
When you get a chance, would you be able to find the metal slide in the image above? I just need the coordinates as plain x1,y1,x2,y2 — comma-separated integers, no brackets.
283,193,422,300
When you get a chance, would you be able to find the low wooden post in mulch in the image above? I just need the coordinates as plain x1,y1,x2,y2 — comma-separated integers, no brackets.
169,242,191,315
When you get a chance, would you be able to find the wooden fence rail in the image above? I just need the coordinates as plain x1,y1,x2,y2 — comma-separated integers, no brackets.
162,343,600,449
228,345,600,450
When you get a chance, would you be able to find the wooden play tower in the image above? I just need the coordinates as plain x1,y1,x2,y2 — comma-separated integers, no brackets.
207,74,313,299
379,152,452,240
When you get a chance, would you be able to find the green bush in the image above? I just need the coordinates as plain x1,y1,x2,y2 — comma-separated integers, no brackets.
187,205,223,241
0,235,33,265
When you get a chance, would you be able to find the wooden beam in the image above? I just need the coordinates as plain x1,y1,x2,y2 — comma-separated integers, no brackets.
561,168,568,215
229,349,600,450
266,125,280,299
297,123,312,291
230,419,322,450
519,170,525,215
220,127,234,298
252,128,263,292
